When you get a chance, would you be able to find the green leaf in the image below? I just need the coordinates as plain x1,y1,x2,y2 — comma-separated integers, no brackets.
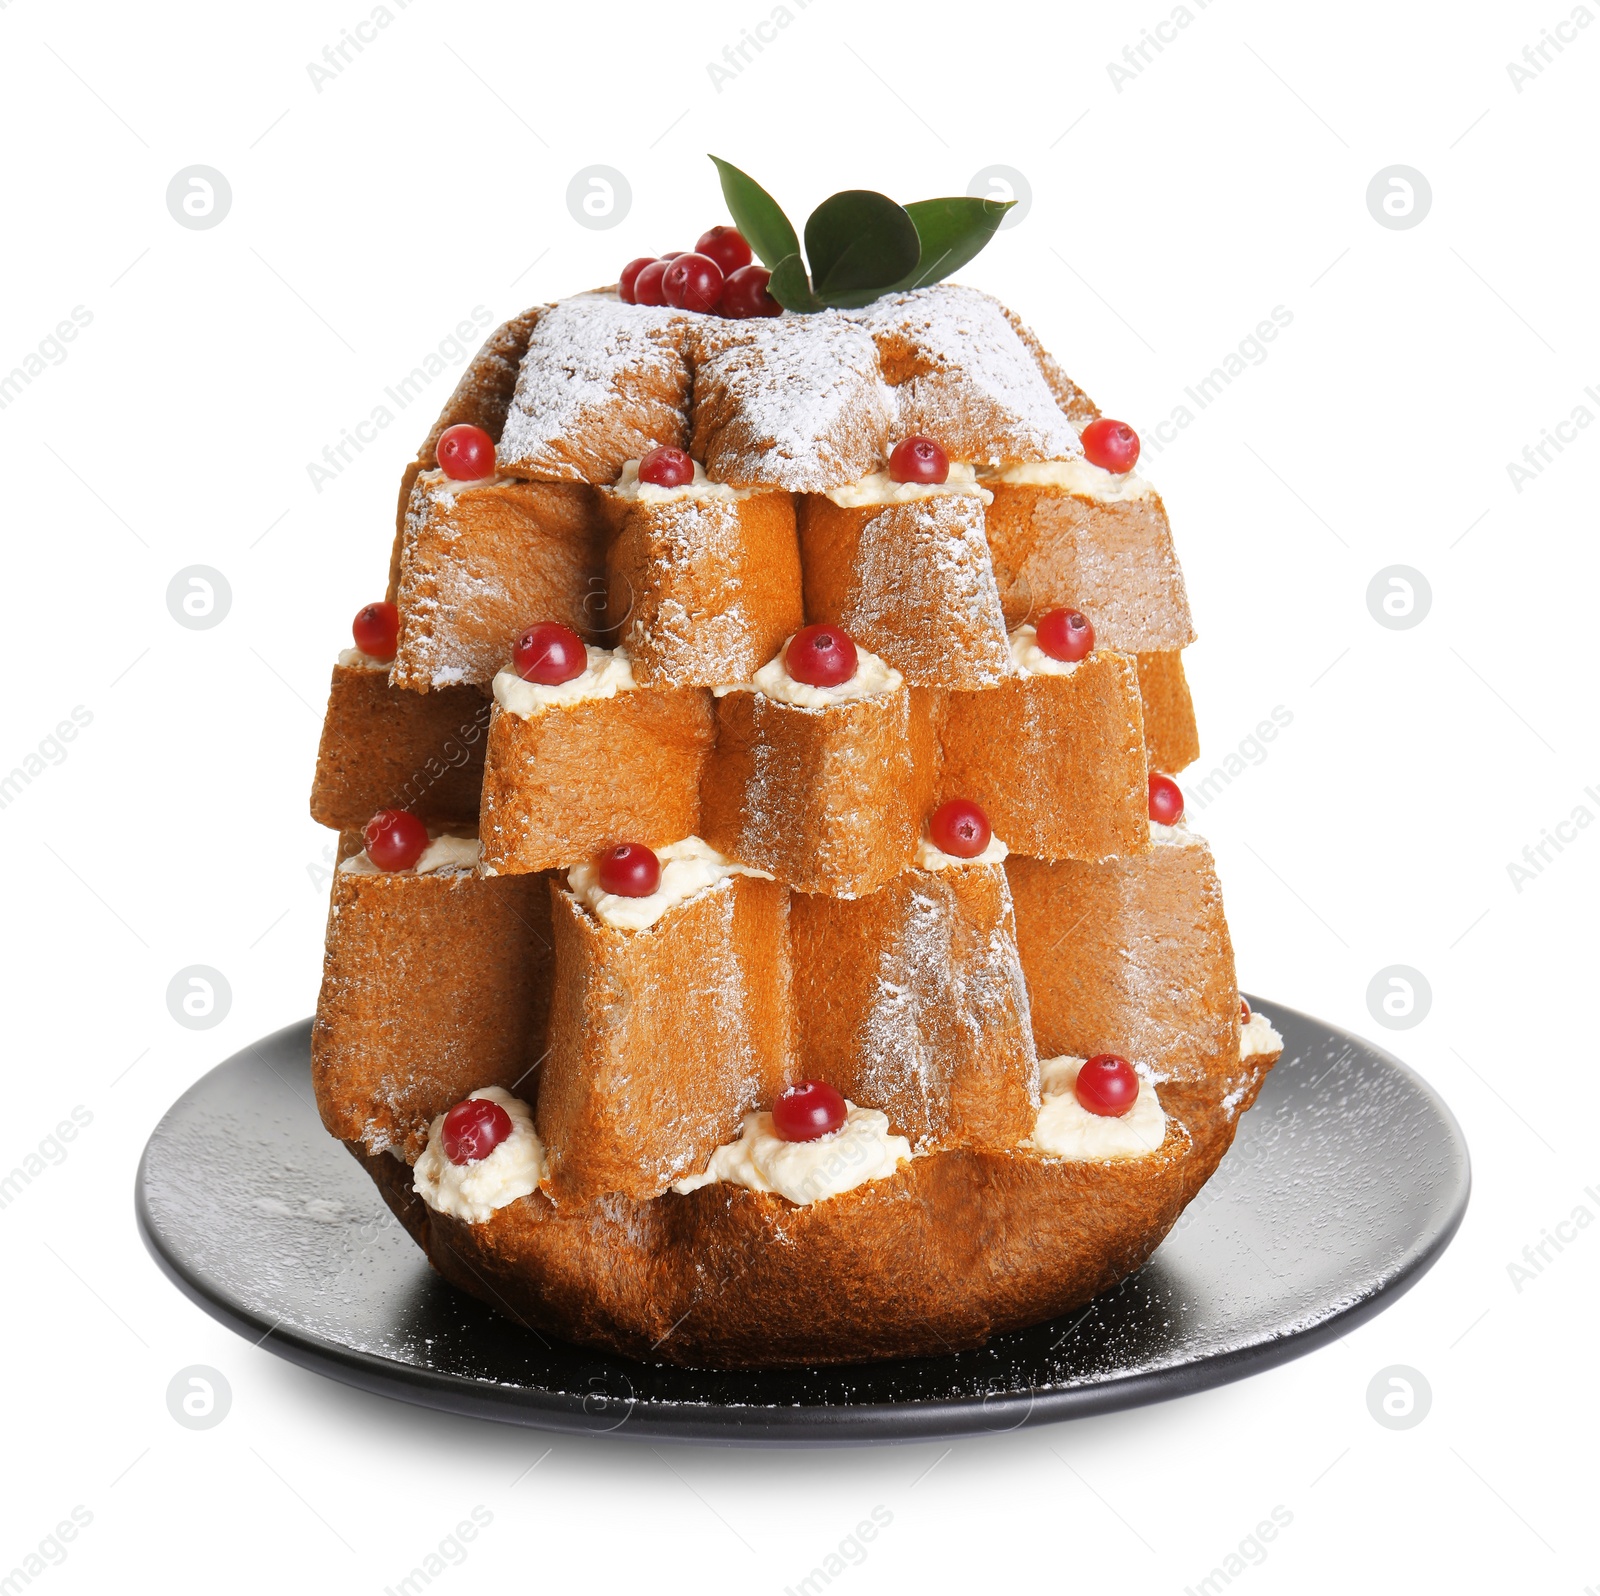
890,197,1013,291
804,190,921,296
709,156,800,270
766,254,823,313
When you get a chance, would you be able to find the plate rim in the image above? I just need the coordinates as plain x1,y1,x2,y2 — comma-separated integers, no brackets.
134,1001,1471,1445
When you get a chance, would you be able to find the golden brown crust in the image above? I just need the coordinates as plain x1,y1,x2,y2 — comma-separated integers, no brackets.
310,664,490,831
985,483,1196,650
417,308,546,466
797,494,1012,688
312,864,553,1160
1137,650,1201,774
392,477,608,691
538,878,796,1203
605,492,803,686
479,690,715,874
699,684,939,897
790,863,1037,1150
1007,838,1241,1090
938,653,1150,862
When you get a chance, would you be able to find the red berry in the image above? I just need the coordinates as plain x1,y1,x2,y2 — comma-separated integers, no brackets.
887,435,950,485
596,842,661,898
1240,997,1252,1024
662,252,724,314
352,600,399,660
929,798,991,859
718,263,783,319
785,624,858,688
1081,418,1140,474
512,622,586,686
437,423,496,482
638,446,695,488
695,225,754,275
1148,773,1184,826
618,257,655,304
772,1080,847,1143
633,259,670,306
441,1097,514,1166
1035,607,1094,663
1075,1055,1140,1117
363,809,429,872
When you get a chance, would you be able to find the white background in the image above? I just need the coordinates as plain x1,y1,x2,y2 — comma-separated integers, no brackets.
2,0,1597,1589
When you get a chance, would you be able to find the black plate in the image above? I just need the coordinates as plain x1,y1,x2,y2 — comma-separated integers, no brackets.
135,999,1468,1444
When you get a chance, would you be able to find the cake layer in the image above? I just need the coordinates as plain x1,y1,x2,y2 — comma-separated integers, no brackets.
537,874,795,1203
310,662,488,831
479,682,715,874
393,473,607,691
790,862,1037,1151
984,480,1195,652
797,491,1012,689
1137,650,1201,774
938,649,1149,862
604,487,804,686
311,835,552,1160
1006,827,1240,1089
699,681,939,897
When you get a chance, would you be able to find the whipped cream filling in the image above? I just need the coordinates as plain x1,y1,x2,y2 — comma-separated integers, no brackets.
1241,1010,1283,1058
417,465,509,507
339,833,481,877
672,1104,911,1205
717,638,902,708
413,1087,545,1223
336,647,392,672
992,457,1155,502
1007,624,1083,679
567,836,773,932
916,832,1010,871
492,646,636,718
1150,819,1204,848
825,461,992,508
1030,1056,1167,1161
609,457,756,503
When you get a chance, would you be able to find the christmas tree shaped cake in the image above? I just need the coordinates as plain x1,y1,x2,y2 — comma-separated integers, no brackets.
308,164,1282,1366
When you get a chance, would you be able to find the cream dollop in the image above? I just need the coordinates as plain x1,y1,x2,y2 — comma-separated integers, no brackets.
1007,624,1083,679
412,1087,546,1223
993,457,1154,502
1030,1056,1167,1161
339,834,481,877
336,647,392,672
1241,1010,1283,1058
609,457,755,503
727,637,902,708
672,1105,911,1205
916,832,1010,871
566,836,772,932
825,461,992,508
492,646,636,718
1150,819,1203,848
417,464,508,506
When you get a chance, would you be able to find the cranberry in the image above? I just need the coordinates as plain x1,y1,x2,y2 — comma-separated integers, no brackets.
363,809,429,872
441,1097,514,1165
1240,997,1252,1024
352,600,399,660
929,798,991,859
1075,1055,1140,1117
772,1080,847,1143
638,446,695,488
888,435,950,485
1080,418,1140,474
1035,608,1094,663
618,257,655,304
512,622,586,686
596,842,661,898
633,259,670,307
695,225,754,275
662,253,725,314
718,263,783,319
785,624,858,689
1148,772,1184,827
437,423,496,481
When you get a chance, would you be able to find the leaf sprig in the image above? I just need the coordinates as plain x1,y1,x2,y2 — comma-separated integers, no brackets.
710,156,1011,314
